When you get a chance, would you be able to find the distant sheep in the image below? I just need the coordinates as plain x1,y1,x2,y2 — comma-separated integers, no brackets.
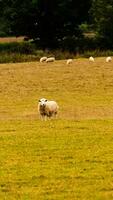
89,56,95,62
46,57,55,63
66,59,73,65
40,56,47,62
106,56,112,62
38,98,59,120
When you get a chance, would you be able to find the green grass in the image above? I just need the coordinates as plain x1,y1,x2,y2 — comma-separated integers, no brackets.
0,119,113,200
0,58,113,199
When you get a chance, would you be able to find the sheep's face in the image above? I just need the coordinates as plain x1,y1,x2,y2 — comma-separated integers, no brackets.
39,98,47,107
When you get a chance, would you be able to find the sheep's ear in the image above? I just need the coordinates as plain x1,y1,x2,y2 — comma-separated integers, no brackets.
39,100,41,102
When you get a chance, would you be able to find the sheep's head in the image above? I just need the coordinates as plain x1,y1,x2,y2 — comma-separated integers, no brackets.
38,98,48,108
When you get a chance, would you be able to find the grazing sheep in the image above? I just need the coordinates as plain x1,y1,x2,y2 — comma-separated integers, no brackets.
106,56,112,62
40,56,47,62
66,59,73,65
89,56,95,62
38,98,59,120
46,57,55,63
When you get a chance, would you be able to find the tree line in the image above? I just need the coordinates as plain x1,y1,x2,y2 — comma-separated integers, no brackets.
0,0,113,50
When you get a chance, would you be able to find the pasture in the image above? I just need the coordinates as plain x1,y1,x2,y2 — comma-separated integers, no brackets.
0,58,113,199
0,37,24,43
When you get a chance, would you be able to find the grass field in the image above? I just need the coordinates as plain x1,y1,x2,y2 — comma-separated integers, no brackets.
0,58,113,200
0,37,24,43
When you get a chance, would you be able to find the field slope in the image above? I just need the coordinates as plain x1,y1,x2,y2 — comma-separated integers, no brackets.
0,58,113,200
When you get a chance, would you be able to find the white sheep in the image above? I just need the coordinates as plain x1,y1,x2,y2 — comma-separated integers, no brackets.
89,56,95,62
66,59,73,65
46,57,55,63
38,98,59,120
106,56,112,62
40,56,47,62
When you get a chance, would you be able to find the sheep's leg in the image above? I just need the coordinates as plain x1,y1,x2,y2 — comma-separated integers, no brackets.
40,114,46,121
53,111,58,119
40,115,44,121
44,115,47,121
50,112,57,120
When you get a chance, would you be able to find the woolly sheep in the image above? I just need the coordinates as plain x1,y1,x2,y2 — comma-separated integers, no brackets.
38,98,59,120
40,56,47,62
89,56,95,62
106,56,112,62
46,57,55,62
66,59,73,65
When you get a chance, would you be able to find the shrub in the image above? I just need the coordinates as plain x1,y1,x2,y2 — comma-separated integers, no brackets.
83,50,113,58
0,42,36,54
0,53,39,63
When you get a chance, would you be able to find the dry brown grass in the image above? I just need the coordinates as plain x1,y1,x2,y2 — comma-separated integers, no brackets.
0,57,113,120
1,57,113,200
0,37,24,43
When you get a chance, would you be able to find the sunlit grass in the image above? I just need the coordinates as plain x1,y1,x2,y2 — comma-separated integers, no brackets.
0,58,113,199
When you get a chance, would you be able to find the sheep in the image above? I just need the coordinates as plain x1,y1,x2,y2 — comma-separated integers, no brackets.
106,56,112,62
38,98,59,120
40,56,47,62
66,59,73,65
46,57,55,63
89,56,95,62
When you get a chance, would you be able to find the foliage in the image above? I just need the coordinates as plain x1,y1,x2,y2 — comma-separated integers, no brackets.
83,49,113,57
90,0,113,48
0,0,91,49
1,0,113,49
0,40,113,63
0,42,36,54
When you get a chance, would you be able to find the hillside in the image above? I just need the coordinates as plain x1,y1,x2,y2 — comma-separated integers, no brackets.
0,58,113,200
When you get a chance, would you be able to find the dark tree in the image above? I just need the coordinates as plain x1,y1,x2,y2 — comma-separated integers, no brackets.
0,0,91,48
90,0,113,48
